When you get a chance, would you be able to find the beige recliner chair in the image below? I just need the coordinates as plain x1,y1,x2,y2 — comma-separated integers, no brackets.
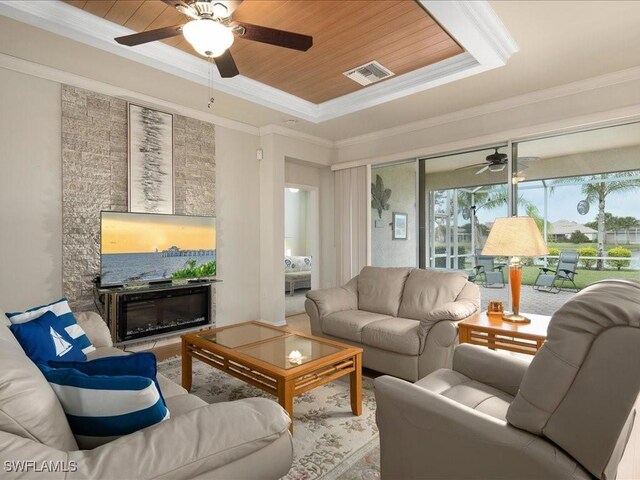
375,279,640,479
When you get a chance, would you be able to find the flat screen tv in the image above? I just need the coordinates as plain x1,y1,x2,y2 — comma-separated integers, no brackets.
100,212,216,286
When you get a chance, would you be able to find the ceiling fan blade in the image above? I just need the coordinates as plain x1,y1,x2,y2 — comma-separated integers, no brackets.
232,22,312,51
455,162,486,171
160,0,198,19
476,165,490,175
115,24,185,46
215,50,240,78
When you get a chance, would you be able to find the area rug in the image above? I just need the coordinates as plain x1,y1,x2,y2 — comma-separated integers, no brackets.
158,357,380,480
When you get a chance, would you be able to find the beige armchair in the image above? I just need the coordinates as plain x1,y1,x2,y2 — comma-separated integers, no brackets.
375,279,640,479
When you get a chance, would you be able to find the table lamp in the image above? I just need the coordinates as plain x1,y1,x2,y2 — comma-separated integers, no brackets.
482,216,549,323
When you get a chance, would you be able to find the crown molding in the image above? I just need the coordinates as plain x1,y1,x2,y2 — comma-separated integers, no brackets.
259,125,336,149
423,1,518,66
0,52,260,135
0,0,517,123
334,65,640,149
331,104,640,171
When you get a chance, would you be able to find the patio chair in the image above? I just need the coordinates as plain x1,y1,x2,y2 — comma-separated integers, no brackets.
473,250,505,288
534,250,579,293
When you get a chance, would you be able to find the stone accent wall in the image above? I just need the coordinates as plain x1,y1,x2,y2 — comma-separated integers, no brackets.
61,85,216,311
174,115,216,215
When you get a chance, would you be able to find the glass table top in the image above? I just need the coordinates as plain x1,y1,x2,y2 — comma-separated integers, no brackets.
199,323,286,349
237,335,342,369
197,322,344,369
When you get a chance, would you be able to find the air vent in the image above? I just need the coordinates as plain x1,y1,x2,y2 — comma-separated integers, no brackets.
343,61,395,86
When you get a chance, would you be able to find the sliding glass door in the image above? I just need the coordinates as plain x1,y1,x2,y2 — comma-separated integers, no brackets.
366,121,640,316
422,147,508,270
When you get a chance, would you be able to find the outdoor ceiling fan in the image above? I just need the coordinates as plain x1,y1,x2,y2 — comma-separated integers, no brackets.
457,148,541,175
114,0,313,78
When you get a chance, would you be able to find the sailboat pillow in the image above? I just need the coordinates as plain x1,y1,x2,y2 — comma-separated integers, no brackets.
7,298,95,356
10,311,88,364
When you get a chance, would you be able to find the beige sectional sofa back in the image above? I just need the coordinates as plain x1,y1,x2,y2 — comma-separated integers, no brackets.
0,312,78,451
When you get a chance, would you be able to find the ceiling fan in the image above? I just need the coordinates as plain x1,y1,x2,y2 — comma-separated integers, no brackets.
457,148,508,175
457,148,542,175
114,0,313,78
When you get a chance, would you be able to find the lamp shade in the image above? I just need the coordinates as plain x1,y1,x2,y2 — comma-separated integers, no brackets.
482,217,549,257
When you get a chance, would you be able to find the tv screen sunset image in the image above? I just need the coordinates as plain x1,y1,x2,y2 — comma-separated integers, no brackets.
100,212,216,285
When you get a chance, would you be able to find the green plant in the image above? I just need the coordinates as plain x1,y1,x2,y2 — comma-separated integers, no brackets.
434,246,467,269
569,230,590,243
172,259,217,279
607,246,632,270
547,247,560,266
577,247,598,269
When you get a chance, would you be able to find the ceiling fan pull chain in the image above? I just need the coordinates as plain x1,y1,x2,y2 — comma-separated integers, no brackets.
208,57,215,109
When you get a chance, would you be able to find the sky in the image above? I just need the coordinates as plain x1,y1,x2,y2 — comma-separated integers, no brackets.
475,184,640,225
102,212,216,254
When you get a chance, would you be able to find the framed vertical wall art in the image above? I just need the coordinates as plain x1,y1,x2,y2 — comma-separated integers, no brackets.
128,103,174,214
392,212,408,240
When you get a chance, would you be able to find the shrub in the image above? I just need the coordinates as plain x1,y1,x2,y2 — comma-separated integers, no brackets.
547,247,560,267
434,246,466,269
607,246,632,270
577,247,598,269
569,230,590,243
172,259,217,279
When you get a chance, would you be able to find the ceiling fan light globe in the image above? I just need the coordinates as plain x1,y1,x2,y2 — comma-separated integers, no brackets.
488,163,506,172
183,19,234,58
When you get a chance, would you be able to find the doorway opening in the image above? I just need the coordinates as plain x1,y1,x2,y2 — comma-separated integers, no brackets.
284,184,319,316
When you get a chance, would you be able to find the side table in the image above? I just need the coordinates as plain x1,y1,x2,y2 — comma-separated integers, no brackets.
458,311,551,355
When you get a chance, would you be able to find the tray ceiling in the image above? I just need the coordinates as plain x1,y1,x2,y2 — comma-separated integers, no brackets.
64,0,464,104
1,1,518,122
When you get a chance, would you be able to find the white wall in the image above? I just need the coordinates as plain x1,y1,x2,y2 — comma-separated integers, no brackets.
260,134,336,324
371,162,417,267
0,68,62,311
214,126,261,326
285,159,335,287
0,66,263,325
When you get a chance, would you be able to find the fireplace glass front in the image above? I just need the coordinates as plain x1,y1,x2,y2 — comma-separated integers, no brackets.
117,285,210,341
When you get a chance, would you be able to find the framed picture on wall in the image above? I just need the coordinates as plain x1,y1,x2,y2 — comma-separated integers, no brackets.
392,212,408,240
128,103,174,214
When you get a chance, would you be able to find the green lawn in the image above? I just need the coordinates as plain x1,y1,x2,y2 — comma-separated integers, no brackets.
521,266,638,289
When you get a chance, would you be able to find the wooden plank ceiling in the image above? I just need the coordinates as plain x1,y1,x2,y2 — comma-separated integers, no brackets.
64,0,464,104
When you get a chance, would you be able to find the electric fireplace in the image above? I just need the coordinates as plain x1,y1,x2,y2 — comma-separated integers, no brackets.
116,285,210,342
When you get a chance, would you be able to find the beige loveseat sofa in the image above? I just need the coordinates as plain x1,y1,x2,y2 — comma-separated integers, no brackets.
0,308,293,480
374,279,640,479
305,267,480,382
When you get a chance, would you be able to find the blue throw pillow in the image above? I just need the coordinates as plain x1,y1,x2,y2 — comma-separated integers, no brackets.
10,311,87,364
39,364,170,449
49,352,165,402
7,298,95,355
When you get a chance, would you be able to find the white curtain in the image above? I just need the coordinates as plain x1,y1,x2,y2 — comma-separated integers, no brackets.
335,166,368,285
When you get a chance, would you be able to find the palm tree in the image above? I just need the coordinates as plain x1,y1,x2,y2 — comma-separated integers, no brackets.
551,172,640,269
457,185,545,244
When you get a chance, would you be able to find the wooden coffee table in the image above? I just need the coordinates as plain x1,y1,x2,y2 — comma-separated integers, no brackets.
458,311,551,355
181,321,363,431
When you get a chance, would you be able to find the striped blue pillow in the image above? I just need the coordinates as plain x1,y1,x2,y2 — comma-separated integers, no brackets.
39,364,170,449
7,299,95,356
